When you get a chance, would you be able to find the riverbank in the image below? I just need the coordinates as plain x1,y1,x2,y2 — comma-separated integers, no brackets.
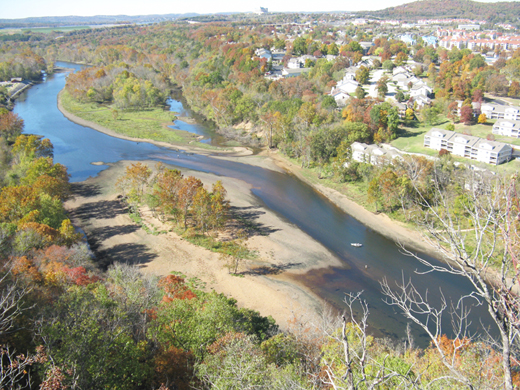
57,90,253,158
264,150,436,257
65,160,340,329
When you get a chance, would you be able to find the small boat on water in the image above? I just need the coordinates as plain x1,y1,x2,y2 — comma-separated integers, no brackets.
351,243,363,247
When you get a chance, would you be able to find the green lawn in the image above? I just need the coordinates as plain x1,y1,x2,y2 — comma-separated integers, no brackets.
391,122,440,156
61,91,218,148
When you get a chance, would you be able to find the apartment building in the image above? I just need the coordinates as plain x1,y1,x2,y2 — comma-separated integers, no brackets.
424,128,512,165
351,142,401,165
481,104,520,121
492,119,520,138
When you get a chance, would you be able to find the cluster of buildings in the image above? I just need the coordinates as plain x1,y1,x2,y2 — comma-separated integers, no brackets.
423,128,512,165
399,33,438,46
437,29,520,52
391,66,432,105
330,64,433,109
351,126,515,167
485,104,520,138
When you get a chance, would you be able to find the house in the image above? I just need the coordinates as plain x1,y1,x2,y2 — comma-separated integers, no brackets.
287,58,302,69
481,104,520,121
400,34,416,45
254,48,272,61
410,84,432,97
344,66,358,81
412,95,432,108
424,128,512,165
331,89,350,106
351,142,369,162
492,119,520,138
393,66,410,76
359,42,374,54
456,101,481,116
394,75,423,90
393,102,408,118
335,79,359,94
271,50,286,62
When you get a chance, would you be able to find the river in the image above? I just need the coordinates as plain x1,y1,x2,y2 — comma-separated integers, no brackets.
13,62,496,346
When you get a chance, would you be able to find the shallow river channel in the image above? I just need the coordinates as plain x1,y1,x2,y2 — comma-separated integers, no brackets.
13,62,496,346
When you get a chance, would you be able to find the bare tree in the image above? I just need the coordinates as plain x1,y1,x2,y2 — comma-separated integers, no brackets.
320,292,418,390
382,168,520,390
0,345,46,389
0,267,39,389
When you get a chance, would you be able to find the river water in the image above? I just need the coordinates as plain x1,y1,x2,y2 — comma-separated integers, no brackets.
13,62,495,345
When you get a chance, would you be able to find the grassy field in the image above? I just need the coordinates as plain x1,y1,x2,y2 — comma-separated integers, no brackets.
60,91,218,148
391,121,441,156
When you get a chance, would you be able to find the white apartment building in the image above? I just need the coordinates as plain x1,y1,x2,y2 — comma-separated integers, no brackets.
351,142,401,165
424,128,512,165
481,104,520,121
492,119,520,138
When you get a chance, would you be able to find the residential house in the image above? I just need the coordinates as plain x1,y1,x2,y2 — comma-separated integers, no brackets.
344,66,358,81
400,34,416,45
392,66,410,76
334,79,359,94
254,48,272,61
393,102,408,118
455,101,481,116
492,119,520,138
413,95,432,108
410,84,432,98
424,128,512,165
331,89,350,106
287,58,302,69
359,42,374,54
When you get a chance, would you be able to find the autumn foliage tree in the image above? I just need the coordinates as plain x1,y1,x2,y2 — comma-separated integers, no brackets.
118,164,230,234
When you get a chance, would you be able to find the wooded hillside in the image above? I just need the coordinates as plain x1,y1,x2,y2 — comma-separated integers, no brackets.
363,0,520,23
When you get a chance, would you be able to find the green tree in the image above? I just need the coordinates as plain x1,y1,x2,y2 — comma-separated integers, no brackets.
40,285,153,389
421,106,440,126
355,66,370,85
383,60,394,72
376,76,388,98
355,85,366,99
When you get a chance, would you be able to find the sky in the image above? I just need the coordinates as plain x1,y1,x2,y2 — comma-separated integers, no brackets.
1,0,507,19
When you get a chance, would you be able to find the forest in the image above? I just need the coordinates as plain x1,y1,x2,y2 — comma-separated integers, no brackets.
364,0,520,24
0,15,520,389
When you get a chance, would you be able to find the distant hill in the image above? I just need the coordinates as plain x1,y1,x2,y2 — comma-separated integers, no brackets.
0,13,200,28
362,0,520,23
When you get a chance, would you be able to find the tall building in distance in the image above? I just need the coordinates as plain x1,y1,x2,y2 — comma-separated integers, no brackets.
255,7,268,14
